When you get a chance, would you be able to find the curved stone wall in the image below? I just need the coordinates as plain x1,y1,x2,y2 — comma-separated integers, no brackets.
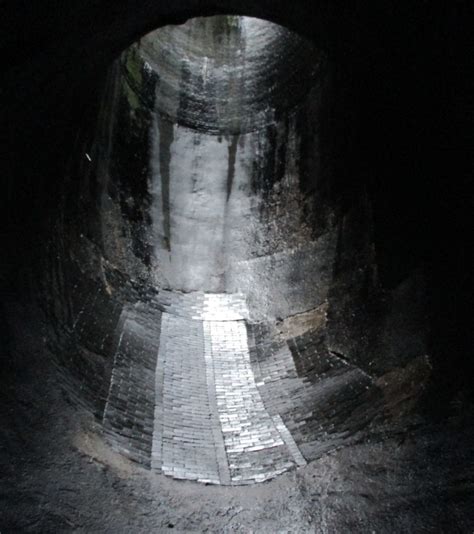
136,16,323,134
36,16,429,485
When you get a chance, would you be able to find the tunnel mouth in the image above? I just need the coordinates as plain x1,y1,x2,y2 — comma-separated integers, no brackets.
29,12,432,490
124,15,324,135
55,14,347,486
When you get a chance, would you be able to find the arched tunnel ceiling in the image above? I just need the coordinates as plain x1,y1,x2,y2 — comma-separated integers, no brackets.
133,16,323,134
32,13,432,488
0,0,406,75
1,0,448,133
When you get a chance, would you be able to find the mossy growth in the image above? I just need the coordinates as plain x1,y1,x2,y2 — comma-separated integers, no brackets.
121,46,143,112
125,46,143,85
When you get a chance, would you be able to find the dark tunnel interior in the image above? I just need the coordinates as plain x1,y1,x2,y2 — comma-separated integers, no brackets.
0,2,473,532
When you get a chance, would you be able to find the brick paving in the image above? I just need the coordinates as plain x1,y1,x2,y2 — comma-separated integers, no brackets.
103,292,309,484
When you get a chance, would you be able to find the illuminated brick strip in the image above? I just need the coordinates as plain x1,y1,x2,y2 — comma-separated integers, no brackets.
205,319,295,484
154,314,222,483
104,293,307,484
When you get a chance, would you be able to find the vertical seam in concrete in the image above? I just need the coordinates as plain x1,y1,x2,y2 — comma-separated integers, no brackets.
102,319,127,425
203,320,231,485
151,312,166,471
272,414,307,467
